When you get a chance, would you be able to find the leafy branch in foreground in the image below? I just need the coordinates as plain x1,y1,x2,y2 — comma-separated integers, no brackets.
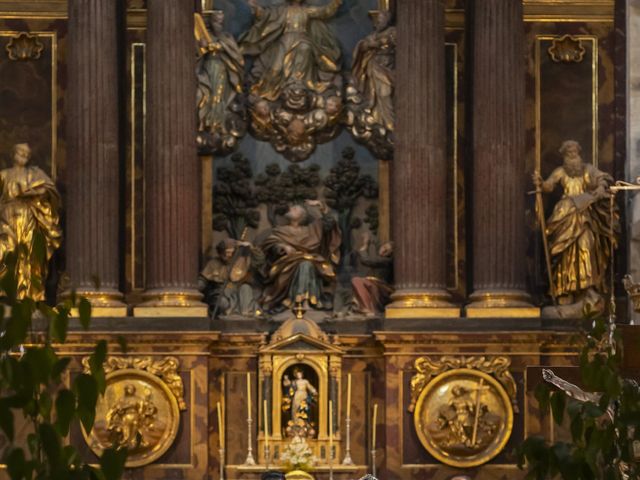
517,318,640,480
0,249,127,480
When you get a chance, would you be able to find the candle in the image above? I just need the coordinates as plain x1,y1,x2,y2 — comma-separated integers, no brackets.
247,372,252,421
329,400,334,461
217,401,224,448
263,399,269,448
346,374,352,419
372,404,378,449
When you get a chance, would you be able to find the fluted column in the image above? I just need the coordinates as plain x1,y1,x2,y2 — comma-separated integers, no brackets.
385,0,458,318
466,0,538,317
134,0,206,316
66,0,126,315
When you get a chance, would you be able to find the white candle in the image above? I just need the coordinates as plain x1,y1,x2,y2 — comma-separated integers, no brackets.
247,372,252,421
217,401,224,448
346,374,352,419
372,404,378,449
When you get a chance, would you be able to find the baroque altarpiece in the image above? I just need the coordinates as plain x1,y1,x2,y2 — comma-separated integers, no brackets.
0,0,635,479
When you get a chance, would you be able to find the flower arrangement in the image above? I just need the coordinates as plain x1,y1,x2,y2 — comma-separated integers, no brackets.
280,436,317,472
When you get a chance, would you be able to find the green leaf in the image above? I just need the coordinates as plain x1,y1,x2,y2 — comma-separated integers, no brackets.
550,390,566,425
0,400,14,441
535,382,550,413
89,340,108,394
38,389,53,421
55,389,76,436
74,374,98,432
51,357,72,381
99,448,127,480
78,298,92,330
50,308,70,343
6,447,26,480
39,423,62,470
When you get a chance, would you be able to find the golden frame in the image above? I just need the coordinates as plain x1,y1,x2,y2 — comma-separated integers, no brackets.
535,35,599,171
0,30,57,179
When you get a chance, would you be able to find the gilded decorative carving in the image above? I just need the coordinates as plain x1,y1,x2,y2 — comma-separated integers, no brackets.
624,274,640,313
409,356,518,413
5,32,44,61
410,356,517,466
412,369,514,468
81,356,186,467
239,0,345,161
346,10,395,160
0,144,61,300
548,35,586,63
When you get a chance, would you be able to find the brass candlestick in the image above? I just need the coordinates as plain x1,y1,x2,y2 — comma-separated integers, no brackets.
244,416,256,465
371,449,377,478
264,444,271,469
329,444,334,480
219,448,225,480
342,416,354,465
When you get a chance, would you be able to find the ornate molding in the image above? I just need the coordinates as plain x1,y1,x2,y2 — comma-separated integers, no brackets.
5,32,43,60
548,35,586,63
82,355,186,410
408,355,518,413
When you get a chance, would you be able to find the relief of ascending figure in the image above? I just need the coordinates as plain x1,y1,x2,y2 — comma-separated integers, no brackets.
239,0,344,161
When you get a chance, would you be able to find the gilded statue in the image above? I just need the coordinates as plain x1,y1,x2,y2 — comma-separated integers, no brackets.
195,10,246,155
346,10,396,160
0,144,61,300
350,231,393,316
260,200,341,312
106,383,159,451
239,0,345,161
199,237,265,318
282,367,318,438
240,0,342,102
533,140,619,317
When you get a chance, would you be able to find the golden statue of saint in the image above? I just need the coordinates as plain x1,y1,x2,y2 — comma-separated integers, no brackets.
240,0,343,102
0,144,61,300
533,140,618,306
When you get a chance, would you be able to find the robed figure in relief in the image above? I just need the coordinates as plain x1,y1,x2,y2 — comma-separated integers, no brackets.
0,144,61,300
260,200,341,312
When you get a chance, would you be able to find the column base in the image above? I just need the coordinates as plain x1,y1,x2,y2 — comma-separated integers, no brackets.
385,289,460,319
63,288,128,317
133,288,208,317
466,290,540,318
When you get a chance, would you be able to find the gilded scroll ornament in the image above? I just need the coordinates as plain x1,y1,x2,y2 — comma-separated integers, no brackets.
412,369,514,468
409,356,518,413
548,35,586,63
195,10,247,156
239,0,344,161
6,32,44,61
81,356,186,467
532,140,619,318
0,144,61,300
346,10,396,160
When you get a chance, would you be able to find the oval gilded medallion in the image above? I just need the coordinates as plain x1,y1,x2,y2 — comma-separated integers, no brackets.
413,368,513,468
82,369,181,467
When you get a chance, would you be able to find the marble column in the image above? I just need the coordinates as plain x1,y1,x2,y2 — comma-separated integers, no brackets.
628,0,640,322
66,0,126,315
466,0,537,317
385,0,459,318
134,0,206,316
